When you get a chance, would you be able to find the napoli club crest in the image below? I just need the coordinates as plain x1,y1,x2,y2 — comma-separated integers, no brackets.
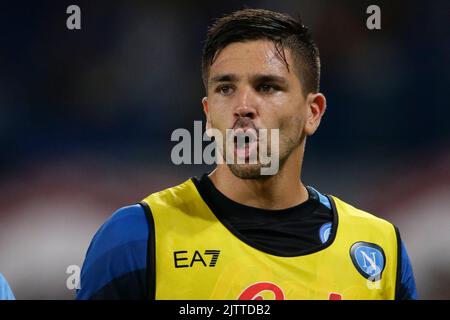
350,242,386,281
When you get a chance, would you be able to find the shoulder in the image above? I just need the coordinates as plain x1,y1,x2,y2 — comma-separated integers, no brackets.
77,204,149,299
329,195,399,252
329,195,394,227
142,178,196,208
85,204,149,264
91,204,149,247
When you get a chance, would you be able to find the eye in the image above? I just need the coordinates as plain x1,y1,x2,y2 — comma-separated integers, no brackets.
257,84,279,93
216,85,235,96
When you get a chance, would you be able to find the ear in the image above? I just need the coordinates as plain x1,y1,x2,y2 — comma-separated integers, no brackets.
202,97,212,131
304,93,326,136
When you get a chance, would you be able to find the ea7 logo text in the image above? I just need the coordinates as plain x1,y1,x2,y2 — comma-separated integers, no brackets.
174,250,220,268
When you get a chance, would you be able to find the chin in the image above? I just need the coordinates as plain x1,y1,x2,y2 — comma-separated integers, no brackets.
228,163,266,179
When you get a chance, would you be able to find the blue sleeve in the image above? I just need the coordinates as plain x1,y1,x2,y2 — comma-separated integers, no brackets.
397,240,418,300
0,273,15,300
76,204,149,300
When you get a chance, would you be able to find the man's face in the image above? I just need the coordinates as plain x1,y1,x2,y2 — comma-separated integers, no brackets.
203,39,309,179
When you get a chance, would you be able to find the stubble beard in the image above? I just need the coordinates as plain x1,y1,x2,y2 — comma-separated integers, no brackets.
226,129,304,180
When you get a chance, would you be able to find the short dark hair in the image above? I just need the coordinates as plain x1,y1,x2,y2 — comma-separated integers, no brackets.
202,8,321,95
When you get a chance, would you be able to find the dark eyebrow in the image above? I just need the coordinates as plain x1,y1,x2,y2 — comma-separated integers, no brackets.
209,74,239,86
208,73,289,87
250,74,288,85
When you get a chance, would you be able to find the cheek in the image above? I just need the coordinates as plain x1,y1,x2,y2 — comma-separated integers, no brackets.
276,107,305,142
270,99,304,130
208,106,230,131
280,115,303,134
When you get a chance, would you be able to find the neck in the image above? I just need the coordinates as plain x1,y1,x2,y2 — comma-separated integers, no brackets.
208,144,308,210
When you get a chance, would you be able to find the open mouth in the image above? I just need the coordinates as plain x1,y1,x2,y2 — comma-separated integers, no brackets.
232,128,259,161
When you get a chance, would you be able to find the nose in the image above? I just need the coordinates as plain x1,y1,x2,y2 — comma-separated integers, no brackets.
234,87,257,120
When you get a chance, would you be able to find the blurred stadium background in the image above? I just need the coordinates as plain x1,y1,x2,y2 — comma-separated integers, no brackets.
0,0,448,299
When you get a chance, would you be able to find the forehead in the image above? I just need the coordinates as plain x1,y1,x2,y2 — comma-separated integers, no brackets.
209,40,297,80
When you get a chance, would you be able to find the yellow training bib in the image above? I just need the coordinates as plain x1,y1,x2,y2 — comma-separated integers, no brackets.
141,178,398,300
